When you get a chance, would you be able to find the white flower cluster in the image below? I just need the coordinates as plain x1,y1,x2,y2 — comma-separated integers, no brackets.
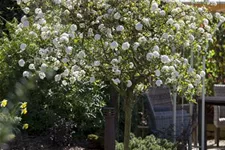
14,0,220,98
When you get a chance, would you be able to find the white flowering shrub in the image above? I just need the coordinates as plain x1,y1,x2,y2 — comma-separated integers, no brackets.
3,0,222,149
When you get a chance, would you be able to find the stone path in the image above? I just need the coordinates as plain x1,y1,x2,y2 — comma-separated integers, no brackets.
192,140,225,150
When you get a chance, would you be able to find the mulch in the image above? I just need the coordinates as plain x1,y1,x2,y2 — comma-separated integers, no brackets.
2,134,102,150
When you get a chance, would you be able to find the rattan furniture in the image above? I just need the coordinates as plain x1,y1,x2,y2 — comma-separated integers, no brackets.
198,96,225,149
213,84,225,147
145,86,191,141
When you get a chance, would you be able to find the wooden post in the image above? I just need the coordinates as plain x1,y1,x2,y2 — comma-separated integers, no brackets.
104,107,115,150
110,86,118,140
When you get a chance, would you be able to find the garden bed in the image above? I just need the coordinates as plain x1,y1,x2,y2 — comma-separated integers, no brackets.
4,134,102,150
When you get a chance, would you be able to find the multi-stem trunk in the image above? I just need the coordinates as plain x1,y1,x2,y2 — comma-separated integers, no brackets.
123,94,133,150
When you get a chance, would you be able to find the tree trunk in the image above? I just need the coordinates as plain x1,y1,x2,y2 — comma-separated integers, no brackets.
124,97,132,150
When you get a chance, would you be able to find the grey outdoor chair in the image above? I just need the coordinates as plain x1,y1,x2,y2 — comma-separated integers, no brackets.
213,84,225,147
145,86,191,141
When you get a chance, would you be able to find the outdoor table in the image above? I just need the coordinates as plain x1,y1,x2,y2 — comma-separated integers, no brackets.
198,96,225,150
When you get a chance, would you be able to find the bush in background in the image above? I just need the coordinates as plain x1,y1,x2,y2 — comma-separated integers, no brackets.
24,79,107,136
0,0,23,36
0,20,107,141
206,22,225,95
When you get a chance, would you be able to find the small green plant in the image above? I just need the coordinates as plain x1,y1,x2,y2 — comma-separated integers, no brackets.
116,134,176,150
88,134,99,141
0,99,28,145
87,134,104,149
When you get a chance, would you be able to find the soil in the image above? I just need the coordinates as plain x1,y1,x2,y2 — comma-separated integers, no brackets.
1,134,102,150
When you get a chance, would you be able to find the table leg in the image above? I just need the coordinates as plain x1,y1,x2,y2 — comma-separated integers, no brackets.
215,127,220,147
198,102,207,150
204,107,207,149
193,104,198,147
198,102,202,149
